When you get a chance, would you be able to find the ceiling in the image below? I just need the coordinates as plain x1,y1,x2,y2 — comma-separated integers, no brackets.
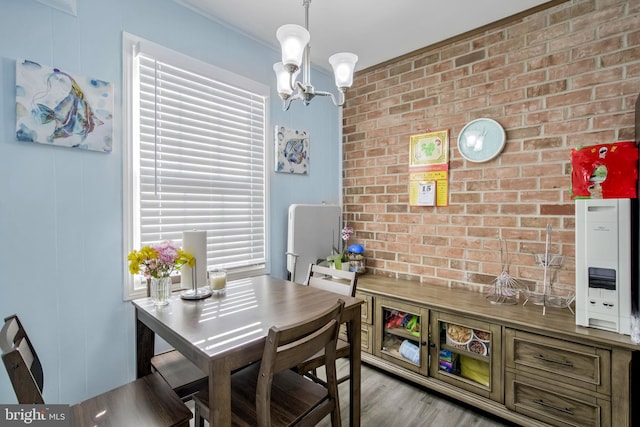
174,0,555,73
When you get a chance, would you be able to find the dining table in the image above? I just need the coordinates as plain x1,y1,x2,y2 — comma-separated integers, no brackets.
132,274,363,426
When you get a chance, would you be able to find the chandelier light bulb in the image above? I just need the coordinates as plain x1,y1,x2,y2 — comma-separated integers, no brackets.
276,24,310,68
273,62,298,97
329,52,358,89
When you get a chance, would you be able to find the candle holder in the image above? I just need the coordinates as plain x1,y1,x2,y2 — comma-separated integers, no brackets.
208,269,227,296
180,262,212,300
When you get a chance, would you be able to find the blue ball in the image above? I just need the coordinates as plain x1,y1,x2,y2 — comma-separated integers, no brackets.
348,244,364,254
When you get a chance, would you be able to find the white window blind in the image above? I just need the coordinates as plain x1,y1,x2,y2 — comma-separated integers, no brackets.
123,33,269,298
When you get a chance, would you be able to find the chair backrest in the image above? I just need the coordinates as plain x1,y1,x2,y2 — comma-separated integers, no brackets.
256,299,345,426
305,264,358,297
1,314,45,404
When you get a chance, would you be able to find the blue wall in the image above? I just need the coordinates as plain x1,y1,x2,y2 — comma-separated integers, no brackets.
0,0,341,404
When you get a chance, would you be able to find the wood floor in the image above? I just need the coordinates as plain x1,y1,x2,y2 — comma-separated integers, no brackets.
190,359,518,426
316,359,517,427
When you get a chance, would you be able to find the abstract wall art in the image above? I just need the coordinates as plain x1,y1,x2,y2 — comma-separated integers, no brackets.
275,125,309,174
16,59,114,153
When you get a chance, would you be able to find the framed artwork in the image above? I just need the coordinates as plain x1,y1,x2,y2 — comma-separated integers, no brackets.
409,129,449,166
16,59,114,153
275,125,309,174
408,129,450,207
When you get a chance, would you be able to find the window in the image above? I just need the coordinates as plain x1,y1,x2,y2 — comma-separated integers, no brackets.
123,33,269,299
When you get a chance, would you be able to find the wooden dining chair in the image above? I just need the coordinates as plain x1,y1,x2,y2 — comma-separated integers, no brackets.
193,299,345,427
1,314,192,427
295,263,358,386
151,348,208,400
142,275,208,401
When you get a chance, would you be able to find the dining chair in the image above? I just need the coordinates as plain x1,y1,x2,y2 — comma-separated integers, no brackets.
141,277,209,401
193,299,345,427
295,263,358,386
151,349,208,400
1,314,192,427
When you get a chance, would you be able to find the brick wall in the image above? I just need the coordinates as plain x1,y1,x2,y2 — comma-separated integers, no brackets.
342,0,640,298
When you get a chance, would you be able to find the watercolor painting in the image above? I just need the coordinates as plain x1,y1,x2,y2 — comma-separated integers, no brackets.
16,58,114,153
275,125,309,174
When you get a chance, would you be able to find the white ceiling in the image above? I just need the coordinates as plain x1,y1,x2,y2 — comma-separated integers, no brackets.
174,0,555,72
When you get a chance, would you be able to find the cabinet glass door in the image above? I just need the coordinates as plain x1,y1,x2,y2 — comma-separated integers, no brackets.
376,298,428,375
430,312,502,402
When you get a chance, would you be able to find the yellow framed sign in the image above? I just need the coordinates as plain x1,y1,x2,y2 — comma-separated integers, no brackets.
409,129,449,166
409,129,450,207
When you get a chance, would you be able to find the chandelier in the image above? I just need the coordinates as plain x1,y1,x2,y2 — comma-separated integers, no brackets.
273,0,358,111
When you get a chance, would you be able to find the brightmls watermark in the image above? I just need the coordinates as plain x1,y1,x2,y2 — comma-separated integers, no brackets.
0,405,69,426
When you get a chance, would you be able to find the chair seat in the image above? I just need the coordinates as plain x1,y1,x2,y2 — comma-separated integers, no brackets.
194,363,329,427
70,372,192,427
295,337,350,374
151,350,208,399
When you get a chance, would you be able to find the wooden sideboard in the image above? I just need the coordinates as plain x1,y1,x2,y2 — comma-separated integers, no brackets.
356,274,638,427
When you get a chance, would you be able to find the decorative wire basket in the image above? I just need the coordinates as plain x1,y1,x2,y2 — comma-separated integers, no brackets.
535,253,564,268
523,235,573,314
485,238,521,305
522,288,575,314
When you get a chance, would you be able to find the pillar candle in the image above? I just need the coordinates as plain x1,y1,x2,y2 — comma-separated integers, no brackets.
209,271,227,290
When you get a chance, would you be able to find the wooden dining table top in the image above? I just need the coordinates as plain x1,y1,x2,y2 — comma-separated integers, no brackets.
132,274,363,379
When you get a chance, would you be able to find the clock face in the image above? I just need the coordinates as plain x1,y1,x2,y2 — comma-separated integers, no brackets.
457,118,506,163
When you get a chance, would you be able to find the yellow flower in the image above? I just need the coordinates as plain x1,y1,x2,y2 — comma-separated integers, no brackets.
177,249,195,268
127,241,195,278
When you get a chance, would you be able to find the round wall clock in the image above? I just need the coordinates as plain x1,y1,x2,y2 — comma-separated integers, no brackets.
457,118,506,163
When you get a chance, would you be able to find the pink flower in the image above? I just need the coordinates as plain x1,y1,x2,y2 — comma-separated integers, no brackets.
153,240,179,265
341,226,353,242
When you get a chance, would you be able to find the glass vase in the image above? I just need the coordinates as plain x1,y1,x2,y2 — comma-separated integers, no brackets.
151,276,172,306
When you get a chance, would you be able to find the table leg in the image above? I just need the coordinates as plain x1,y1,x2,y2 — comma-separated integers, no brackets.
135,311,155,378
349,307,362,427
209,359,232,426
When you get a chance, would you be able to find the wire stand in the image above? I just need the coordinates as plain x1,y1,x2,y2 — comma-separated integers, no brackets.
180,262,211,300
522,224,571,315
485,238,520,305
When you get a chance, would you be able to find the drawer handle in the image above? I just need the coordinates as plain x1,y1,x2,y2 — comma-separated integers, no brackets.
533,354,573,367
533,399,574,416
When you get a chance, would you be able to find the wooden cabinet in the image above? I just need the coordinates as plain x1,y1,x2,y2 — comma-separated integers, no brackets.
374,298,429,375
356,291,374,354
505,329,611,427
356,275,637,427
431,312,502,402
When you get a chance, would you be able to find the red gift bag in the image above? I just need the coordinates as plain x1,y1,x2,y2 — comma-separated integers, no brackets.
570,141,638,199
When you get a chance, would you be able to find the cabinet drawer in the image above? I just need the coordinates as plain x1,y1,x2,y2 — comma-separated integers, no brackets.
505,329,610,395
505,372,610,427
361,324,373,354
356,292,373,325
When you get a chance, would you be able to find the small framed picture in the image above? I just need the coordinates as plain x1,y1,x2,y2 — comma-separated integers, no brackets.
409,129,449,166
275,125,309,174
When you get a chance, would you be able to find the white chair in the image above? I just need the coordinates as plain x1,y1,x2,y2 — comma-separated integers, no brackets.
296,263,358,385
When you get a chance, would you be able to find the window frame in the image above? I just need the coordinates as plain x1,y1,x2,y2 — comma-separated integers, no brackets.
122,32,270,300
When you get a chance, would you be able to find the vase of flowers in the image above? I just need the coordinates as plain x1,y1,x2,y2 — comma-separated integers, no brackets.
327,225,353,270
128,240,194,306
150,276,172,306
